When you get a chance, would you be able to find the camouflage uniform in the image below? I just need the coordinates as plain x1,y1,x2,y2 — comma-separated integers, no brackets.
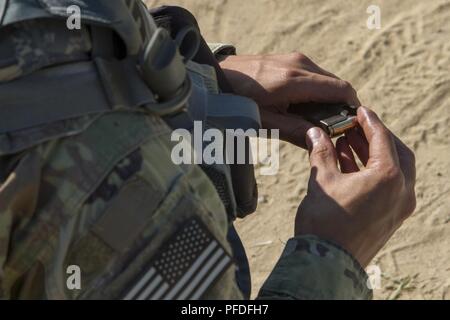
0,5,372,300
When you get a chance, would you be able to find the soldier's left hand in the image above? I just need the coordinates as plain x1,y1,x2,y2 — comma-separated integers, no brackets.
220,53,360,149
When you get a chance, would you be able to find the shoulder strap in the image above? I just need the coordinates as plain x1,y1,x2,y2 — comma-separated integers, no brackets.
0,58,158,136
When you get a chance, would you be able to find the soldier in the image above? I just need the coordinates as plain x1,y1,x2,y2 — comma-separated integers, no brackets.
0,1,416,299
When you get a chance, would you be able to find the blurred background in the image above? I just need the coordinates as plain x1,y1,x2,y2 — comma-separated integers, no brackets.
146,0,450,299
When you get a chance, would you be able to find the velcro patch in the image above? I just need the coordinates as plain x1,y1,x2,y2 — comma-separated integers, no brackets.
122,217,232,300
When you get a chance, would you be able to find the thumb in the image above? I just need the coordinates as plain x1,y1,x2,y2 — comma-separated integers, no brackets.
306,127,339,174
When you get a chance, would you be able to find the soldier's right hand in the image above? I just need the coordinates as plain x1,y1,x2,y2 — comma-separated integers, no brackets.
294,107,416,267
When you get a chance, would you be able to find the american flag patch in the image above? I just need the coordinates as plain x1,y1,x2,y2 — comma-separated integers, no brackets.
123,218,232,300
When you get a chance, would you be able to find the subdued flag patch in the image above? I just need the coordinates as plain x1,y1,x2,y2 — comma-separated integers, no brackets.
122,217,232,300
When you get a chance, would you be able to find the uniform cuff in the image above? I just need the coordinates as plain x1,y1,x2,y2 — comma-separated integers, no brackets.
257,235,373,300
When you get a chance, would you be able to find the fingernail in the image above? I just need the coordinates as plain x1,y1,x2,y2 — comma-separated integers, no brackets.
358,106,371,116
358,106,379,123
306,127,322,147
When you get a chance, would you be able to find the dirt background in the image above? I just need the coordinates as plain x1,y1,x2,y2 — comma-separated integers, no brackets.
146,0,450,299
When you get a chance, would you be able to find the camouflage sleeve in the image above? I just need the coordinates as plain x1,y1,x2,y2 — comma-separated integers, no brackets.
257,235,373,300
207,43,236,61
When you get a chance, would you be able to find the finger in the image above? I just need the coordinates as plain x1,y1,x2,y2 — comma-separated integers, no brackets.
357,107,400,169
336,137,360,173
345,128,369,166
348,93,362,108
260,109,314,149
391,133,416,189
296,59,362,106
312,66,340,80
302,58,342,80
287,73,359,107
306,127,339,175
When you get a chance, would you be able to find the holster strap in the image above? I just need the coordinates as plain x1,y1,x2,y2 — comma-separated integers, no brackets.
0,58,156,134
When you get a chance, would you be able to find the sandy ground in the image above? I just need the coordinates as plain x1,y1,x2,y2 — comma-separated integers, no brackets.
146,0,450,299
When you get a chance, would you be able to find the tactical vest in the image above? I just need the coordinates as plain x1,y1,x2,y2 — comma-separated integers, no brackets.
0,0,260,299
